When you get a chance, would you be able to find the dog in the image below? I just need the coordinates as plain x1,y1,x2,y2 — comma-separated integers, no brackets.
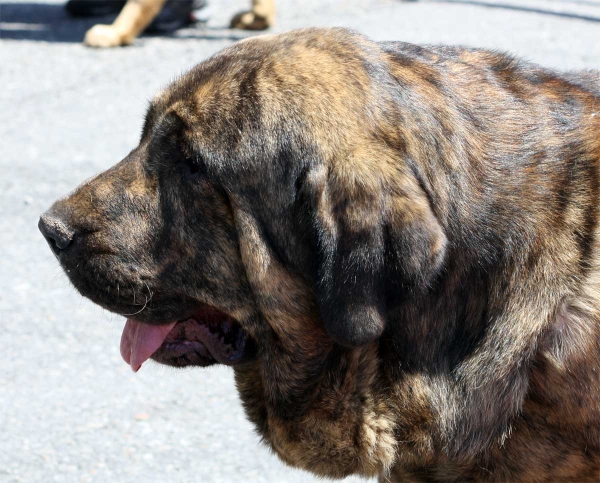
39,28,600,481
83,0,275,47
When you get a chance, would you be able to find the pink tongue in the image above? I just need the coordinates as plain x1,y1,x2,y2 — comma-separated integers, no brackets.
120,319,177,372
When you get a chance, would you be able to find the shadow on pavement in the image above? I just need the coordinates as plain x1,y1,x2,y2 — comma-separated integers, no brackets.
0,2,253,43
0,2,101,42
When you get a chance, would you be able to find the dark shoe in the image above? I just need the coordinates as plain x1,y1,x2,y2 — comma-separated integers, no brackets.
147,0,207,34
65,0,126,17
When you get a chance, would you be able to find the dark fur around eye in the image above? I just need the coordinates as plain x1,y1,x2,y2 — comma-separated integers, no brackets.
182,155,208,180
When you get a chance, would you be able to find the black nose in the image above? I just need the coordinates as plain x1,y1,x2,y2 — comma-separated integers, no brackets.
38,213,76,254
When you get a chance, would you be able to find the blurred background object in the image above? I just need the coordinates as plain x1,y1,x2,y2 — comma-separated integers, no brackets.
65,0,205,35
1,0,599,481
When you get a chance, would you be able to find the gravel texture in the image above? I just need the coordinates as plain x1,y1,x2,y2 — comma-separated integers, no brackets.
1,0,599,481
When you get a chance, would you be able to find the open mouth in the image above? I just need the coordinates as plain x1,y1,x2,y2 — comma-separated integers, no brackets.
120,305,251,372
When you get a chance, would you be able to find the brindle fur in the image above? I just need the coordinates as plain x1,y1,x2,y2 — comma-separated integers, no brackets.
41,28,600,481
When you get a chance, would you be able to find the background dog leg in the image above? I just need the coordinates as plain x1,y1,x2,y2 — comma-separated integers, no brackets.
230,0,275,30
84,0,168,48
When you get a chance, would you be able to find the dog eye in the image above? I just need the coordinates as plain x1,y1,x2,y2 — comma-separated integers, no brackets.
182,156,207,180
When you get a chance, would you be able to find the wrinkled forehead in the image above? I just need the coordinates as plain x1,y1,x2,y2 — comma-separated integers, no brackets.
142,65,240,138
141,29,383,148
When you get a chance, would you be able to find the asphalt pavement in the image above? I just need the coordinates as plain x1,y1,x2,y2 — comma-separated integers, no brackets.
1,0,600,481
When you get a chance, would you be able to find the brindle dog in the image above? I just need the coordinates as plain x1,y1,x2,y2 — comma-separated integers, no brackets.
39,28,600,481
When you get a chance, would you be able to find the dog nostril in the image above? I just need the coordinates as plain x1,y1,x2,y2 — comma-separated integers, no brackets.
38,213,76,253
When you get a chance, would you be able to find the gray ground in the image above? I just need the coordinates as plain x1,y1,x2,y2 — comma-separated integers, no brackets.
1,0,599,481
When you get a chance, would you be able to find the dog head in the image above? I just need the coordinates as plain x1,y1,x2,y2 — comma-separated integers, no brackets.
40,27,446,354
36,27,503,477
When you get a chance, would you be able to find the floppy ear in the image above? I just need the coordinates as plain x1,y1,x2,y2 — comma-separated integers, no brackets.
303,162,447,347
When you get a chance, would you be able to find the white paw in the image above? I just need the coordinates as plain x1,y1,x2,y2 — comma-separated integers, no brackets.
84,24,127,48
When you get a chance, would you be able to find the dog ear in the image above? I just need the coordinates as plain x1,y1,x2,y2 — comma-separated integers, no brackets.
303,162,447,347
